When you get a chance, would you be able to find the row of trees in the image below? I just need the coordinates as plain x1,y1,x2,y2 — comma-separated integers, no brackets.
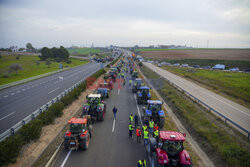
40,46,69,61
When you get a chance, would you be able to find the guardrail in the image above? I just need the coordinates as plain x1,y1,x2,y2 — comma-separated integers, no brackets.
0,78,85,142
141,64,250,139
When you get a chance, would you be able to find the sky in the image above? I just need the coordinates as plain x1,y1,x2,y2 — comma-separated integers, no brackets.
0,0,250,48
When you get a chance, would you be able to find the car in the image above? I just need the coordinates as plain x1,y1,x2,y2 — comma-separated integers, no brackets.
173,63,180,66
148,131,193,167
192,65,200,68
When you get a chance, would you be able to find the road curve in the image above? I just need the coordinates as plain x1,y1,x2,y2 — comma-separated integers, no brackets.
0,62,106,134
144,62,250,135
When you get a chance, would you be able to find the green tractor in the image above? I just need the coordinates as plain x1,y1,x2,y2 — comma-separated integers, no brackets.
82,94,106,122
132,78,143,93
132,71,138,80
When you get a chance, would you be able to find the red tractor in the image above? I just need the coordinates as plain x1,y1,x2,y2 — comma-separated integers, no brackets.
147,131,192,167
64,116,93,150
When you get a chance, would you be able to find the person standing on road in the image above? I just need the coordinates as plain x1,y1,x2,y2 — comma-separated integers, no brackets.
129,79,132,86
134,114,138,127
129,123,134,138
149,120,154,134
129,113,134,124
143,128,149,146
136,126,141,143
137,159,146,167
113,106,117,119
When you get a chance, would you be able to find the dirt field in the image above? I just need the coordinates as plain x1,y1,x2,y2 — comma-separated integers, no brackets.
140,49,250,60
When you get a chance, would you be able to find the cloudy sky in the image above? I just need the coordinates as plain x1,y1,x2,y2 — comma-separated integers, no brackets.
0,0,250,48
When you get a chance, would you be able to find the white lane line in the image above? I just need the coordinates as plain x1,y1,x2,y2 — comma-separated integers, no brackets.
134,94,143,125
118,89,120,95
27,87,30,89
48,87,59,94
60,150,72,167
4,95,8,98
0,112,15,121
112,119,116,133
16,91,20,93
22,89,26,91
10,93,15,95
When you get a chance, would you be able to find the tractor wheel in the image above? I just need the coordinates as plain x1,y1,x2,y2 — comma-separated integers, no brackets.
159,118,165,129
64,139,69,150
81,135,90,150
151,152,159,167
98,112,104,121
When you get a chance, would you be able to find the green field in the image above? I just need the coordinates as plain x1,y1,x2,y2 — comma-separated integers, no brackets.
141,65,250,167
162,66,250,108
0,55,88,85
67,48,101,55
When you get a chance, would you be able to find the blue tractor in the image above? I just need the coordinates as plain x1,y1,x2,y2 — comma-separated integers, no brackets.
137,86,151,104
142,100,165,128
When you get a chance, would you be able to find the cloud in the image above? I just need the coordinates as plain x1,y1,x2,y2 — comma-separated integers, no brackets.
0,0,249,48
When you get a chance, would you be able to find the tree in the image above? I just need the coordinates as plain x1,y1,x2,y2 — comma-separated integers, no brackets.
138,62,143,67
40,47,52,61
26,43,35,52
45,60,51,68
9,64,23,74
18,48,26,51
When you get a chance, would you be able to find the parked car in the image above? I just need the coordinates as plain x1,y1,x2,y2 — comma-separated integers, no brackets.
212,64,225,70
192,65,200,68
173,63,180,66
229,67,239,71
181,64,188,67
202,66,211,69
158,64,162,67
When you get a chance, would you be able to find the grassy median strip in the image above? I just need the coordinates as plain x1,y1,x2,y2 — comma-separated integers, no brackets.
162,66,250,108
140,65,250,167
0,55,89,85
0,68,106,166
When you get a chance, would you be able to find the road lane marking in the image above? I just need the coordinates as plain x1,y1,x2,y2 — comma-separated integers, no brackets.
0,112,15,121
134,94,143,125
48,87,59,94
112,119,116,133
118,89,120,95
16,91,20,93
4,95,8,98
10,93,15,95
60,150,72,167
22,89,26,91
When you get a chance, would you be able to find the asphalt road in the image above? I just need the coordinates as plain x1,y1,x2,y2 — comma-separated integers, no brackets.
53,60,149,167
0,62,107,134
144,62,250,135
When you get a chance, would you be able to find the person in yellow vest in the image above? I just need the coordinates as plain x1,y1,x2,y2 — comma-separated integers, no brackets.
129,123,134,138
142,124,147,132
129,113,134,124
153,129,159,139
129,79,132,86
149,120,154,134
137,159,146,167
143,128,149,146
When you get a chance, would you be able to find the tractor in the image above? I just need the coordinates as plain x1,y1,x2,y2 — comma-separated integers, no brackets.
147,131,192,167
108,71,117,82
132,71,139,80
82,94,106,122
64,116,93,150
99,82,113,90
142,100,165,128
96,88,110,99
137,86,151,104
132,78,143,93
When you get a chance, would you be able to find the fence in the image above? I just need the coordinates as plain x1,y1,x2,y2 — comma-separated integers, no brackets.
142,63,250,139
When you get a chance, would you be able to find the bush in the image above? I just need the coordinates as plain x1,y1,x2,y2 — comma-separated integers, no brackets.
61,94,74,106
49,102,64,117
0,134,23,165
19,119,43,143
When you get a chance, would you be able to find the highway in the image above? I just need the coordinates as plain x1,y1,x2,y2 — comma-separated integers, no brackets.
0,62,107,134
144,62,250,135
53,63,149,167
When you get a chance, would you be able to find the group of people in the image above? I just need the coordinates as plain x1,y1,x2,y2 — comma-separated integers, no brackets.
128,114,159,144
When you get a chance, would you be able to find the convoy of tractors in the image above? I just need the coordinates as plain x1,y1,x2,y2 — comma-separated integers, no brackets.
63,51,192,166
